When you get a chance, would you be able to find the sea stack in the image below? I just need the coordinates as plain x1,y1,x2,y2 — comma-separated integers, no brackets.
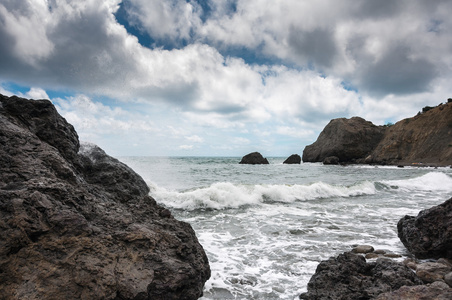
239,152,269,164
283,154,301,164
0,94,210,300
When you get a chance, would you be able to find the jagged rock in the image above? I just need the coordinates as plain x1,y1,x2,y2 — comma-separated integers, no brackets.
323,156,340,165
239,152,269,164
283,154,301,164
398,198,452,259
0,94,210,300
376,281,452,300
302,117,386,163
299,252,422,300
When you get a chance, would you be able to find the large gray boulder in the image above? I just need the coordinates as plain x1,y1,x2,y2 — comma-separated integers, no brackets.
0,94,210,300
398,197,452,259
302,117,386,164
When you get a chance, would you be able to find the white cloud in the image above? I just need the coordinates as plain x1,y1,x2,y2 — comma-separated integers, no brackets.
179,145,194,150
25,87,49,100
186,135,204,143
1,0,452,156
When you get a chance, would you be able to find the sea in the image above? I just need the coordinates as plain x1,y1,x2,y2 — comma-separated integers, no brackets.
119,156,452,300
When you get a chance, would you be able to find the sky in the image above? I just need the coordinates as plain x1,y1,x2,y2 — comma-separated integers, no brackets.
1,0,451,157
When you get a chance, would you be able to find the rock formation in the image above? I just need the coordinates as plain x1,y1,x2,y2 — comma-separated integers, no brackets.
239,152,269,164
299,252,423,300
302,102,452,166
0,94,210,299
283,154,301,164
376,282,452,300
398,197,452,259
302,117,386,164
368,103,452,166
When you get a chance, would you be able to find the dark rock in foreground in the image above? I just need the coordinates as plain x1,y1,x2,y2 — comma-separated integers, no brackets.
302,117,386,164
299,252,422,300
376,281,452,300
239,152,269,164
283,154,301,164
0,94,210,299
398,197,452,259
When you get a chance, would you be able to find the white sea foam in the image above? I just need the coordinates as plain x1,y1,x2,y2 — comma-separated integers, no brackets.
382,172,452,192
150,180,377,210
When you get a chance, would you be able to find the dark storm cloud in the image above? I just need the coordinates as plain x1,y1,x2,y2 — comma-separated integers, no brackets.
358,45,438,96
288,27,338,69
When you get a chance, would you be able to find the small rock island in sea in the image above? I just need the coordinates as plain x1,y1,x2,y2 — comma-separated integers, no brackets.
239,152,270,164
0,94,210,299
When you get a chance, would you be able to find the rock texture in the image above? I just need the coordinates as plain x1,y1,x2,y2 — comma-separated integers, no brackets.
299,252,423,300
283,154,301,164
239,152,269,164
0,94,210,299
376,281,452,300
368,103,452,166
398,197,452,259
302,102,452,166
302,117,386,164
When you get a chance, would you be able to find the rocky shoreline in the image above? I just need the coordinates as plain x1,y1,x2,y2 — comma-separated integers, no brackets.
300,197,452,299
0,94,210,299
303,101,452,167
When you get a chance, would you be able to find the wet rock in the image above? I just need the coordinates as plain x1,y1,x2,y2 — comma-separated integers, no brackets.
323,156,339,165
445,272,452,287
0,94,210,300
376,281,452,300
283,154,301,164
398,197,452,259
299,252,422,300
352,245,374,254
416,262,452,283
239,152,269,164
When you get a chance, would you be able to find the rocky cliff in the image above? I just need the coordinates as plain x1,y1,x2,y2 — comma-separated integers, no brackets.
303,102,452,166
0,94,210,299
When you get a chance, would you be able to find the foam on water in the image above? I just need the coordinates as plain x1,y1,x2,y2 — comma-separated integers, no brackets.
149,180,377,210
118,157,452,299
382,172,452,192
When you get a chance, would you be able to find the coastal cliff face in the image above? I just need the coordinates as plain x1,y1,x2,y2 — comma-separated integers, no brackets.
0,94,210,299
368,103,452,166
303,102,452,166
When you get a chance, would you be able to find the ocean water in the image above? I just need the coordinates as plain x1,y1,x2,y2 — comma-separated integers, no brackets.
119,157,452,300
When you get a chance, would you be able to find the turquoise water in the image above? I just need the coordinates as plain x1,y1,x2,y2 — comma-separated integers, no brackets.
120,157,452,299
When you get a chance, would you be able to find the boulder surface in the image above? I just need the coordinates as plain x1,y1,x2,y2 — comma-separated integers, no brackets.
398,197,452,259
283,154,301,164
0,94,210,300
299,252,422,300
239,152,269,164
302,117,386,164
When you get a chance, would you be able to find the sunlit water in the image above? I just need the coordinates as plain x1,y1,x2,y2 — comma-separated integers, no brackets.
119,157,452,300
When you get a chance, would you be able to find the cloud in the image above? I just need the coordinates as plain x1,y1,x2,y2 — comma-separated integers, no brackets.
25,87,49,100
1,0,452,156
